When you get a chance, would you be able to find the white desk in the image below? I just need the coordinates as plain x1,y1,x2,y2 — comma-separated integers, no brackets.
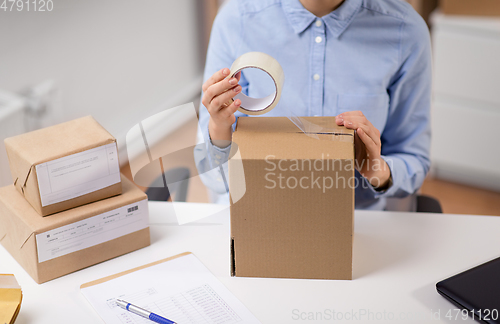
1,202,499,323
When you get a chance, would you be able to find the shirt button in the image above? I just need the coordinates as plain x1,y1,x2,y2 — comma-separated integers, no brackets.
315,36,322,43
313,74,320,81
315,20,322,27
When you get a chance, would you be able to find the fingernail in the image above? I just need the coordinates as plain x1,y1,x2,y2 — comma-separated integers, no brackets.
235,100,241,106
229,78,237,85
338,117,344,123
222,68,229,76
234,86,241,93
338,114,343,118
347,121,352,126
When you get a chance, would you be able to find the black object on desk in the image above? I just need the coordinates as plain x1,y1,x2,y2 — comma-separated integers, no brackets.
145,167,190,202
436,256,500,323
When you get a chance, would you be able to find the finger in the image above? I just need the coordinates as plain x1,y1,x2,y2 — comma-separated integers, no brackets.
357,127,379,158
342,116,381,146
354,129,367,161
340,110,364,117
354,122,381,147
202,68,230,93
336,114,344,126
336,111,364,125
341,116,368,129
205,76,240,106
235,71,241,82
221,99,241,118
209,85,242,114
336,110,363,120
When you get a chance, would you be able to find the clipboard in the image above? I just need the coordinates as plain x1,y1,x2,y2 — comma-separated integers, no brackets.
80,251,191,289
80,251,262,324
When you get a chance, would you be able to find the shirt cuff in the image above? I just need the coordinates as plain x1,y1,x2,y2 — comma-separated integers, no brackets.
206,125,232,168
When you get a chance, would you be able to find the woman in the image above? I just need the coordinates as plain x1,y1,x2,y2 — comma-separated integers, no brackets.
196,0,431,209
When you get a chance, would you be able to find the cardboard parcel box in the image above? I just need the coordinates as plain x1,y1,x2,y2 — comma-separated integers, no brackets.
229,117,355,280
0,176,150,284
4,116,122,216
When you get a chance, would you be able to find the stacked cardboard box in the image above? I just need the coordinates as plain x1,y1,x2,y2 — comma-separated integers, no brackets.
4,116,122,216
0,117,150,284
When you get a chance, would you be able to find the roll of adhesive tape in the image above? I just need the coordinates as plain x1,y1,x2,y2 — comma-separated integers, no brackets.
228,52,285,116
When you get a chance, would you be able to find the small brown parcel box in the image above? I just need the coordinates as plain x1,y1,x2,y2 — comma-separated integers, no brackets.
229,117,355,280
0,175,150,284
4,116,122,216
440,0,500,16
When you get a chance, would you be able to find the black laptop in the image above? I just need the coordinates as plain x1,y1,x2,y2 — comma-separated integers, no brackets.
436,257,500,323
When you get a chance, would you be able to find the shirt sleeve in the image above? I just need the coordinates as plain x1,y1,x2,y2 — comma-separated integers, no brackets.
195,0,242,195
365,11,432,199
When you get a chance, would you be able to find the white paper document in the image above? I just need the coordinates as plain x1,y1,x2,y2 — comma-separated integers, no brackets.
35,143,121,206
81,253,261,324
36,199,148,263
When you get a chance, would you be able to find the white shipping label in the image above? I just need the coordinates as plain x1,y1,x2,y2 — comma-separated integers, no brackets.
35,143,121,207
36,199,149,263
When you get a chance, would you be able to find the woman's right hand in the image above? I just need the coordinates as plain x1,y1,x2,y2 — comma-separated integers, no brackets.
202,68,242,145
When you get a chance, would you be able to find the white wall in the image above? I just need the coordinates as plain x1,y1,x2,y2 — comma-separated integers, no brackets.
0,0,204,153
430,12,500,191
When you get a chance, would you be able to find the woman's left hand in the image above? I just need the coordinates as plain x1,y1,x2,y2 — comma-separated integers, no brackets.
335,111,391,189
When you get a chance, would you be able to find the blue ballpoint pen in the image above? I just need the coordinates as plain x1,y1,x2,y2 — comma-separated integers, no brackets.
116,299,176,324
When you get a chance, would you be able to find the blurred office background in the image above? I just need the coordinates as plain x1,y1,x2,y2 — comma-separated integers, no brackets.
0,0,499,215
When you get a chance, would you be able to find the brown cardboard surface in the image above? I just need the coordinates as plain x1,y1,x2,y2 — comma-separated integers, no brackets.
235,116,352,134
229,117,355,280
0,176,149,284
233,117,354,160
4,116,122,216
440,0,500,16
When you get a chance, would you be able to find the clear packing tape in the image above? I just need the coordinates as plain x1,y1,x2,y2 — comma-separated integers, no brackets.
228,51,352,141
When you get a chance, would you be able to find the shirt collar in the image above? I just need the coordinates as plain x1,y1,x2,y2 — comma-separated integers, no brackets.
282,0,362,37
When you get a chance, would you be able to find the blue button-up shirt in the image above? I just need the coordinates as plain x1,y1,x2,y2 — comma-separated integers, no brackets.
195,0,432,209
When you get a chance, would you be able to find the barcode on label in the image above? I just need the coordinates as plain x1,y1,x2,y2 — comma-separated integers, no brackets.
127,205,139,213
